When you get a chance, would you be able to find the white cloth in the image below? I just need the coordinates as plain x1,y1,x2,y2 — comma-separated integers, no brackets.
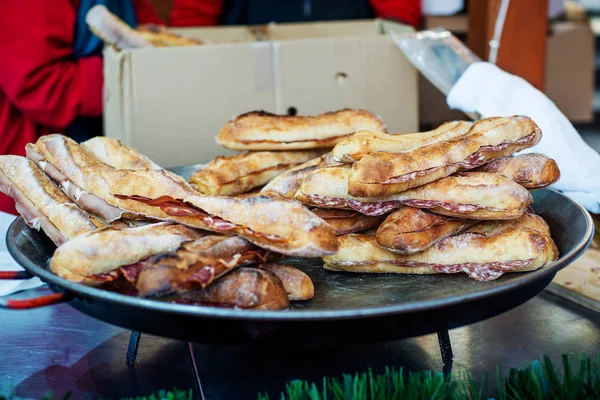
0,211,44,296
447,62,600,214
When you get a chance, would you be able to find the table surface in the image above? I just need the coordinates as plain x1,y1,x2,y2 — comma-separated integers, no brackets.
1,287,600,399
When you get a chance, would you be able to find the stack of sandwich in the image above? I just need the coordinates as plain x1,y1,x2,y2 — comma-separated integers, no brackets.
0,108,386,310
289,116,561,281
0,108,561,311
200,110,561,282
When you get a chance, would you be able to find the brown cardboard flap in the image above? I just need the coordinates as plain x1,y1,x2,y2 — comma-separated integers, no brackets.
169,26,256,43
262,19,380,40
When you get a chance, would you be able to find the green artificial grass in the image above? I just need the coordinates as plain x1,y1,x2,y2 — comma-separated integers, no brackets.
2,354,600,399
258,354,600,400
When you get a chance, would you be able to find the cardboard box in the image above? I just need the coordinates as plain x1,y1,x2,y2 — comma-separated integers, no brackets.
104,19,418,168
420,17,596,126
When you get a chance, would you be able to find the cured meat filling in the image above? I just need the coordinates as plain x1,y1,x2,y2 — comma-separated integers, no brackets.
304,194,485,216
333,259,535,281
381,132,537,184
114,195,283,241
92,258,149,285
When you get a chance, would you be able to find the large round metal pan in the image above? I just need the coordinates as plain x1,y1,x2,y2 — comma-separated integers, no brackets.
5,187,593,346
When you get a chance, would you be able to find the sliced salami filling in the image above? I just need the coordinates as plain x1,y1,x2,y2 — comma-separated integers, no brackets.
303,194,485,217
381,132,537,184
114,195,283,241
92,258,149,285
334,259,535,281
178,249,269,290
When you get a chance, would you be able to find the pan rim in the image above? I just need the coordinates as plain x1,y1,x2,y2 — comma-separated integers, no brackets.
5,188,594,321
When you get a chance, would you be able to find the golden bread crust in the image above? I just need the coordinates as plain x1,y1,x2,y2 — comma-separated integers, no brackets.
216,109,387,150
324,227,558,280
348,116,541,196
83,137,161,170
375,207,475,254
260,153,339,199
0,156,104,241
110,169,338,257
136,236,267,296
296,167,531,220
182,268,290,310
259,263,314,301
311,208,386,235
475,153,560,189
190,150,323,196
467,212,551,237
332,120,473,163
50,222,202,284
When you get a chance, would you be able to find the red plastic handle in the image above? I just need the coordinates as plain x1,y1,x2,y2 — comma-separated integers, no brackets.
0,292,69,309
0,270,33,280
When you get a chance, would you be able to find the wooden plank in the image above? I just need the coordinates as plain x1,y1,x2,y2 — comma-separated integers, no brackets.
548,215,600,312
467,0,548,90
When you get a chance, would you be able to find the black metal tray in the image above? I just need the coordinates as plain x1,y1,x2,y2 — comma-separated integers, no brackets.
5,185,593,346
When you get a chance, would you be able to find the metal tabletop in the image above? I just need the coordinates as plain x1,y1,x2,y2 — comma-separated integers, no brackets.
1,288,599,399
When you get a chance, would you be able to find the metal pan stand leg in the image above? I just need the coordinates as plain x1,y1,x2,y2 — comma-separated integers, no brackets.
437,329,454,374
126,331,141,367
187,342,206,400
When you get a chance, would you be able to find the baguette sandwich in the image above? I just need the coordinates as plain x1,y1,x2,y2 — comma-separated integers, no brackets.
50,222,203,284
295,167,532,220
136,235,271,296
324,214,558,281
29,135,338,257
348,116,541,196
216,109,386,151
332,121,473,163
190,150,323,196
474,153,560,189
0,156,105,246
260,153,339,199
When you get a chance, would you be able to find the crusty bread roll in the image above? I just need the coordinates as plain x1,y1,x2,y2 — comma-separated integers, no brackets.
312,208,386,236
190,150,323,196
137,235,270,296
324,225,558,281
475,153,560,189
295,167,532,220
348,116,541,197
0,156,104,246
260,153,339,199
183,268,290,310
259,263,314,301
376,207,475,254
216,109,386,151
332,120,473,163
50,222,202,284
31,134,339,257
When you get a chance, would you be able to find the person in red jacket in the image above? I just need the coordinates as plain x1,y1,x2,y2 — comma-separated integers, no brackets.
169,0,421,29
0,1,162,215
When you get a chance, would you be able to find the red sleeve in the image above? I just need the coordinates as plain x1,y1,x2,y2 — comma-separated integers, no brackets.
370,0,422,29
0,1,103,131
133,0,165,25
169,0,222,27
